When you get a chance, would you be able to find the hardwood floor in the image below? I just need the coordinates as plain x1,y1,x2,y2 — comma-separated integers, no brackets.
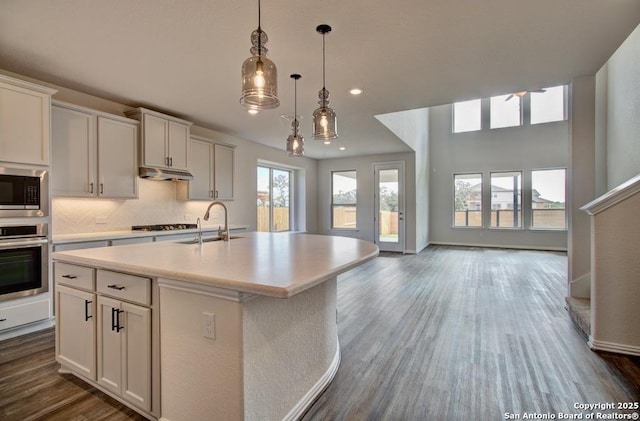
1,246,639,420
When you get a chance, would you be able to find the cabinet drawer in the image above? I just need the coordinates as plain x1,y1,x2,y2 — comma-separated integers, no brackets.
0,299,50,331
97,270,150,306
55,262,95,290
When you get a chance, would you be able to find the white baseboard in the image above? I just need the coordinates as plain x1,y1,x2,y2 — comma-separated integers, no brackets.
429,241,567,252
588,337,640,356
283,339,341,421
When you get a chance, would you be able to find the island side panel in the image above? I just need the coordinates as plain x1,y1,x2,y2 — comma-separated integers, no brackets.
243,278,338,421
159,281,245,421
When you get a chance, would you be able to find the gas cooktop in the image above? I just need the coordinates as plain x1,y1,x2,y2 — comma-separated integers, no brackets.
131,223,197,232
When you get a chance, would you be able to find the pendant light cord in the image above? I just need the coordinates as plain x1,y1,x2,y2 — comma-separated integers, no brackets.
294,78,298,134
322,32,326,108
257,0,262,57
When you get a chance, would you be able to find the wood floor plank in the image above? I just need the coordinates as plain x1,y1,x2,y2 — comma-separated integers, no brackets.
0,246,638,420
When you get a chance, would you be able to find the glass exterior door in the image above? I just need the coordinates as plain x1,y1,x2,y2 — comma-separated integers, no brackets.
374,162,405,252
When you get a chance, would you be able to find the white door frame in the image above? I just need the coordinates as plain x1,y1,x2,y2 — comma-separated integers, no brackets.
373,161,405,253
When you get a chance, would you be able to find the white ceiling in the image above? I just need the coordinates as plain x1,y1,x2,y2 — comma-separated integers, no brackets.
1,1,639,159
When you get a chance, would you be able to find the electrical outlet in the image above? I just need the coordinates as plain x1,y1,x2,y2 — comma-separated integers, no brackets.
95,216,108,224
202,312,215,340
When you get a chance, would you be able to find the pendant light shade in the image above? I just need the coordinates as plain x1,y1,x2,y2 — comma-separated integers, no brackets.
286,74,304,156
240,0,279,110
312,24,338,142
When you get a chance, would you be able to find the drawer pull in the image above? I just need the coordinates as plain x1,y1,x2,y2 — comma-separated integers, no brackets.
0,318,6,322
84,300,92,321
107,284,126,291
62,274,78,279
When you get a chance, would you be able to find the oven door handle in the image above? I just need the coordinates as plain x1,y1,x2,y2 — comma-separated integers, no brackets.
0,238,48,248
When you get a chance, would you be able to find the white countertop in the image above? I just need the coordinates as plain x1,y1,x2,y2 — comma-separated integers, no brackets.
52,225,249,244
52,232,379,298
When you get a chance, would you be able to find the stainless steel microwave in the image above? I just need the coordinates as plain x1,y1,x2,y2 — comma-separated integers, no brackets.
0,167,48,217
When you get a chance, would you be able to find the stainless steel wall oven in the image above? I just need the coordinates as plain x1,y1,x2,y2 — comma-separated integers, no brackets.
0,167,48,217
0,224,48,302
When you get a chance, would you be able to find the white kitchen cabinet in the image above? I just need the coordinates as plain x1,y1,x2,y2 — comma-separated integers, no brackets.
52,101,138,198
0,75,56,166
97,295,151,412
126,107,192,172
0,299,50,332
214,143,234,200
55,284,96,380
55,262,154,414
177,136,235,200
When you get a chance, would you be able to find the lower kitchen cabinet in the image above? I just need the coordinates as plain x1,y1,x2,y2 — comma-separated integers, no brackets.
55,284,96,380
97,296,151,412
54,262,156,417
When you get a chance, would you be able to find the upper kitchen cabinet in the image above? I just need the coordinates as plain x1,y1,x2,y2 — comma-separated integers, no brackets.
0,75,57,166
52,101,138,198
125,107,192,173
214,143,234,200
177,136,235,201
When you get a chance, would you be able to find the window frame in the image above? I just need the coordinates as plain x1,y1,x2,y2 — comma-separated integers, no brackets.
489,170,523,230
331,170,358,230
530,167,567,231
453,173,483,228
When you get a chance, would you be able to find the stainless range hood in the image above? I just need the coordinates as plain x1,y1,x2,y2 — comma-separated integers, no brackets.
139,167,194,181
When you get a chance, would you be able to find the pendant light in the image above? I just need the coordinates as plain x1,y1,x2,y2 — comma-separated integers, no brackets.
312,24,338,143
286,74,304,156
240,0,279,110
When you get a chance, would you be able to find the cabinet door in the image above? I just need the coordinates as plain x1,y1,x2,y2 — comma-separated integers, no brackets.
97,296,122,396
51,106,96,196
98,117,138,198
168,121,189,171
0,82,51,165
56,285,96,380
121,302,151,411
214,144,234,200
188,138,213,200
142,113,168,168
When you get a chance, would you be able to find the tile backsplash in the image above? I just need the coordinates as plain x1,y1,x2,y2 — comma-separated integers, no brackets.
52,178,228,234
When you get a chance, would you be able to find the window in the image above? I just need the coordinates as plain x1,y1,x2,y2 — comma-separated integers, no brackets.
490,171,522,228
257,166,291,232
531,169,566,229
331,171,357,229
531,86,565,124
454,173,482,227
453,99,481,133
490,94,521,129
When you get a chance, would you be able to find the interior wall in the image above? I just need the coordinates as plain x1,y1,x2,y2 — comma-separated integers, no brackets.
317,152,416,252
599,23,640,190
16,74,320,235
376,108,430,253
428,103,569,250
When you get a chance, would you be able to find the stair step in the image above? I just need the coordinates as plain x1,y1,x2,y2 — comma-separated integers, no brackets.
565,296,590,337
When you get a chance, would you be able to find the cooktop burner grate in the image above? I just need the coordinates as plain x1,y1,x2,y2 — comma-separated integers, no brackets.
131,223,197,231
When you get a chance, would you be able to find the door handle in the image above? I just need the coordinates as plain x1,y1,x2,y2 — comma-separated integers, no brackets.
115,309,124,332
84,300,92,321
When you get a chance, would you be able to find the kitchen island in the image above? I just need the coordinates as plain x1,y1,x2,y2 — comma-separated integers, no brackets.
52,232,379,421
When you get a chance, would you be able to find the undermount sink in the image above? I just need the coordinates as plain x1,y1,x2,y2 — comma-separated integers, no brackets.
177,236,243,245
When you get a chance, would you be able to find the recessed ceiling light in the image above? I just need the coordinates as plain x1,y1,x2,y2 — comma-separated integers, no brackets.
350,88,362,95
248,109,259,115
339,145,347,151
323,140,332,145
